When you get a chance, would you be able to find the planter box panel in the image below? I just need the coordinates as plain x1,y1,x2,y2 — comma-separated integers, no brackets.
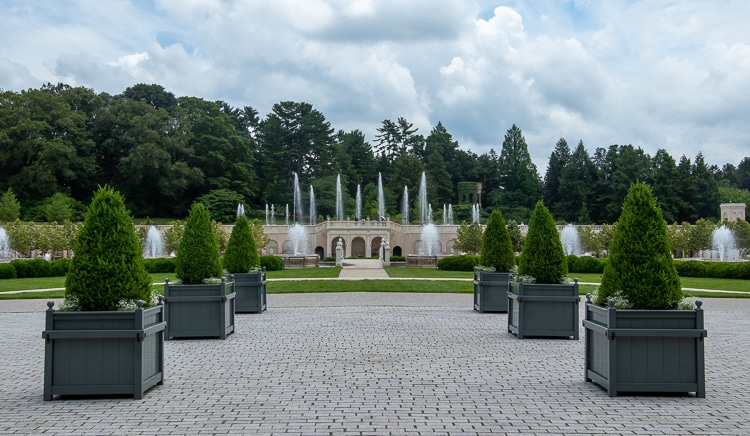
234,271,267,314
43,304,165,400
583,298,706,397
473,270,510,313
163,280,235,339
507,280,580,339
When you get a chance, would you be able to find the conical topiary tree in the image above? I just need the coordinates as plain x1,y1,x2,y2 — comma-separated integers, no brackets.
480,209,515,272
175,203,222,284
518,200,568,284
64,186,153,311
596,182,682,309
223,214,259,273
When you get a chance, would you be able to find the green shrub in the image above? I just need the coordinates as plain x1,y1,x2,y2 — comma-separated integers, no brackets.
518,201,568,284
142,258,176,273
390,256,406,262
480,210,515,272
570,255,606,274
438,255,479,271
175,203,223,284
223,215,260,273
260,255,284,271
64,186,153,311
704,262,733,279
674,260,707,278
565,255,578,272
597,183,682,309
0,263,16,279
50,258,71,277
10,258,52,278
323,256,336,262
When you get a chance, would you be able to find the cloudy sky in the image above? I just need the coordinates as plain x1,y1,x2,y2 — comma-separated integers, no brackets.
2,0,749,172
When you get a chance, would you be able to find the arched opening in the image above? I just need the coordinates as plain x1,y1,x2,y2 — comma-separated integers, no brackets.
370,236,383,257
393,246,402,256
265,240,279,255
314,246,325,259
351,237,366,258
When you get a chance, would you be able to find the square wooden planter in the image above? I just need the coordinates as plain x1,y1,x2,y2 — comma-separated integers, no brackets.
42,300,165,400
234,269,267,314
583,295,707,397
473,268,511,313
507,278,580,339
163,277,236,339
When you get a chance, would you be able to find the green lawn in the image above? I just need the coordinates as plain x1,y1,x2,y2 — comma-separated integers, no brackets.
1,268,748,299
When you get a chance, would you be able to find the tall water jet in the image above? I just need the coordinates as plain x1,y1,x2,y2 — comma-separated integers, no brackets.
428,203,433,224
377,172,385,220
265,204,270,225
560,224,582,256
402,186,409,224
309,185,316,225
712,225,738,261
420,223,440,255
443,205,447,225
285,204,289,225
287,223,309,255
418,172,428,224
271,204,275,225
356,184,362,221
447,204,454,225
292,172,303,223
0,227,12,261
236,203,245,218
336,174,344,221
143,226,165,258
472,204,480,223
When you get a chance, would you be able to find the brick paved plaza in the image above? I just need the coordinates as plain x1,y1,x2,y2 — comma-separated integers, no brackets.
1,294,748,435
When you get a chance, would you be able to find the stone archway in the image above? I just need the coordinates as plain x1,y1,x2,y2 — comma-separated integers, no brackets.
351,237,366,258
370,236,383,257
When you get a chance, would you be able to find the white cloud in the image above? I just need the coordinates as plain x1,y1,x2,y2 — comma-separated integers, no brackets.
0,0,748,170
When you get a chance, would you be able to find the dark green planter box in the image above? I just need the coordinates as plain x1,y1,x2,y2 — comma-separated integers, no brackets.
583,296,707,397
473,268,511,313
234,269,267,314
42,300,165,401
507,278,580,339
163,277,236,339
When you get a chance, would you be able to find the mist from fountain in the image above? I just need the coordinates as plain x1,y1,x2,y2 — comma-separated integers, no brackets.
377,172,385,220
418,172,428,224
560,224,582,256
402,186,409,224
336,174,344,221
356,184,362,221
420,223,440,255
293,172,304,224
712,225,739,261
288,223,309,255
143,225,165,258
0,227,12,261
309,185,316,225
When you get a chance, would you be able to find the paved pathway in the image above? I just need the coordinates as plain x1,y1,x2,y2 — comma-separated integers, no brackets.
1,289,749,435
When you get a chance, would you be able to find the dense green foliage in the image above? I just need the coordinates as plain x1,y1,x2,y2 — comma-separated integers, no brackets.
566,255,607,274
453,221,483,255
64,186,153,311
518,201,568,284
480,210,515,272
0,188,21,223
0,263,16,279
175,203,223,284
437,255,479,271
142,257,176,273
260,255,284,271
223,215,260,273
597,183,683,309
0,83,745,225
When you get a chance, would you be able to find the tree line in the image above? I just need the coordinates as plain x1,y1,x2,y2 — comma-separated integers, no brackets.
1,82,749,225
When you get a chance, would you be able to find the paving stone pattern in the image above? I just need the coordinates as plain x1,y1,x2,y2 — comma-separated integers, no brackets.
1,295,749,435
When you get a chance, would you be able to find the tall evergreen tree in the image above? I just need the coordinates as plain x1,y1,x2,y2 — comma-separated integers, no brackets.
650,149,681,223
692,153,720,220
492,125,542,221
558,140,596,222
543,138,570,217
676,155,698,222
597,182,682,309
